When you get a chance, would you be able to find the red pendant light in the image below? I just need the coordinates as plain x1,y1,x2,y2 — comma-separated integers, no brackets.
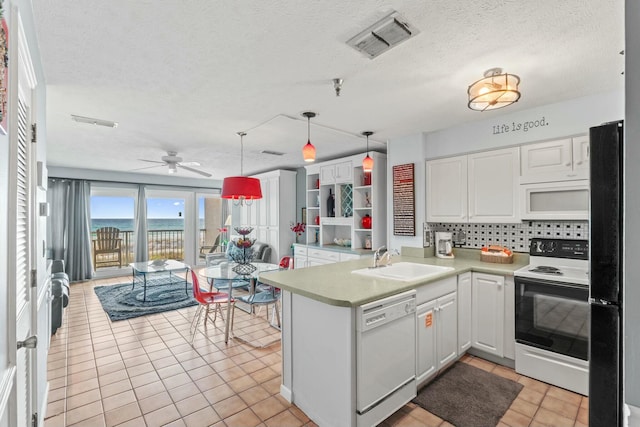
302,112,317,162
362,131,374,172
221,132,262,205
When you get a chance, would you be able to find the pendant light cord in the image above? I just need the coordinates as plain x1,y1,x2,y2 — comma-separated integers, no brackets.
307,116,311,142
237,131,246,176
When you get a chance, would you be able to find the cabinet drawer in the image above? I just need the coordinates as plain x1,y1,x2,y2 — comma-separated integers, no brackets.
308,249,340,262
294,245,308,256
415,276,457,306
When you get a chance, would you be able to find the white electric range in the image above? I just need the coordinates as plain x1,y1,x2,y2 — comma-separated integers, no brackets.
513,238,590,395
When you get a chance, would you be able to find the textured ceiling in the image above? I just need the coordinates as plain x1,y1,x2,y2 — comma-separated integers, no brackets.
33,0,624,181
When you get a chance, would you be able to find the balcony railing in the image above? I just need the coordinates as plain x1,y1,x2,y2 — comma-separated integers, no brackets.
92,229,207,268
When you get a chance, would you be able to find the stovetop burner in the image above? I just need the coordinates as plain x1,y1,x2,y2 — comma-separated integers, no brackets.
529,266,563,275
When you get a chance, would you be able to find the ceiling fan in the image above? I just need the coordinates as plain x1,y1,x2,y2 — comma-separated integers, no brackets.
134,151,212,177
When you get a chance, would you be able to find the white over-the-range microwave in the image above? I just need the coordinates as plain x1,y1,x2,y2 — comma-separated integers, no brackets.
519,180,589,220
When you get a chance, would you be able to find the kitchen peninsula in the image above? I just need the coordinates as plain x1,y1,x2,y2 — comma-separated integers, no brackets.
259,250,528,427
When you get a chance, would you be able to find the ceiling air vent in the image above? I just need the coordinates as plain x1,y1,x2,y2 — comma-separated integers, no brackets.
347,11,419,59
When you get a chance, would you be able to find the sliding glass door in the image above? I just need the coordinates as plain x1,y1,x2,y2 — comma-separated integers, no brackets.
146,195,186,261
90,185,137,271
196,194,229,265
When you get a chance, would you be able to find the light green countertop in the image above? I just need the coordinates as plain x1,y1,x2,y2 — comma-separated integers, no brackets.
260,249,528,307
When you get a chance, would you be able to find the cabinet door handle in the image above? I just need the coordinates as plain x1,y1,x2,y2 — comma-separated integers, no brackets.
565,162,571,167
576,161,583,165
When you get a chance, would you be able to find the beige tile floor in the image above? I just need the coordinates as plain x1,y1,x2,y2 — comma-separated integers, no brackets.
44,274,588,427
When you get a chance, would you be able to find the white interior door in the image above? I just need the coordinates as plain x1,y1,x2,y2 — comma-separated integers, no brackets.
9,10,38,427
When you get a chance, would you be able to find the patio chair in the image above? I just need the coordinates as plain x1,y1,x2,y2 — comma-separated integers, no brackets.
93,227,123,268
199,234,224,260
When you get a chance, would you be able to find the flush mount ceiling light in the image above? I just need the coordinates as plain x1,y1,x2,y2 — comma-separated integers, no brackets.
468,68,521,111
70,114,118,128
221,132,262,206
302,111,317,162
362,131,374,172
346,11,419,59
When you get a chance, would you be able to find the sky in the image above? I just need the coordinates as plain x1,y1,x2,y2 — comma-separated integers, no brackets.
91,196,205,219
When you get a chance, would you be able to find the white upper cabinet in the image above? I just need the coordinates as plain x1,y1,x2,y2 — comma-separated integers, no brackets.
468,147,520,223
426,155,468,223
572,135,590,173
320,161,353,185
520,136,589,183
426,147,520,223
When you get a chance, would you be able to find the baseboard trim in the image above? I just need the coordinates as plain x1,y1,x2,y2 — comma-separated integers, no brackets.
626,403,640,427
280,384,293,403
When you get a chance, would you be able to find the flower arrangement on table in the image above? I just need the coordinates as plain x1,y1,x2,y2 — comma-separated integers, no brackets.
229,227,257,274
217,226,229,246
290,222,306,243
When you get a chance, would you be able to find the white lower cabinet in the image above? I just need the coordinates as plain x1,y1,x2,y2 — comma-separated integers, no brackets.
416,291,457,387
457,272,472,353
471,272,505,357
293,244,362,269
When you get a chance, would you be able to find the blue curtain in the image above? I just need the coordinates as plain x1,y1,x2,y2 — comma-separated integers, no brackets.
47,179,93,281
134,185,148,262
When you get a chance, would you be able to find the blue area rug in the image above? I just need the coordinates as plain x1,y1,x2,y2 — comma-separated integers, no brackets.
94,275,197,321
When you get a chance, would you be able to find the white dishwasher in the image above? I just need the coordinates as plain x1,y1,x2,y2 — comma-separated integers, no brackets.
356,290,417,427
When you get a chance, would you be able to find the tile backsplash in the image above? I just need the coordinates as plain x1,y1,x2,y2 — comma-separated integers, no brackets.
428,221,589,253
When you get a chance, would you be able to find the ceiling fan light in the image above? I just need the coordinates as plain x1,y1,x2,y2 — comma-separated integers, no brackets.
468,68,521,111
303,140,316,162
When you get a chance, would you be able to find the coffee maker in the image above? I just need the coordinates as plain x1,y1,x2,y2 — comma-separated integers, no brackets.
435,232,455,259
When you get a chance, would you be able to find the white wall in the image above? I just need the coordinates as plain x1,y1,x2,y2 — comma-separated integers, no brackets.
48,166,222,189
385,90,624,256
386,133,426,251
424,90,624,159
625,0,640,411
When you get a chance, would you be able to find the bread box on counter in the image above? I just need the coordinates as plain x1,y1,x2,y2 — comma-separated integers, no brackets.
480,245,514,264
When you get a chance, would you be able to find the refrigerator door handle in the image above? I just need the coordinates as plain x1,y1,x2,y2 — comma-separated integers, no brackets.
589,297,619,306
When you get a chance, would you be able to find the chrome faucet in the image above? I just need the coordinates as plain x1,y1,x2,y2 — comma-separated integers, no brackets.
379,249,400,266
372,246,386,268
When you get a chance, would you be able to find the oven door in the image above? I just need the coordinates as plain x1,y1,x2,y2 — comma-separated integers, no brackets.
515,276,589,360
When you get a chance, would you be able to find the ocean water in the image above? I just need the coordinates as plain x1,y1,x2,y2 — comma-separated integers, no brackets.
91,218,204,232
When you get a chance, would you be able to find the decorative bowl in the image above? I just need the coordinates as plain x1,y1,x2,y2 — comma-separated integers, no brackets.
234,227,254,236
150,259,167,266
334,238,351,247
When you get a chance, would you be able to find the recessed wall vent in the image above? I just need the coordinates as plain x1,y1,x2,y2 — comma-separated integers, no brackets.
347,11,419,59
261,150,285,156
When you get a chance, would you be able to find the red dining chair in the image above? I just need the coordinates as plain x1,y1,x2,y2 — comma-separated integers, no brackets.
279,256,293,270
189,269,235,344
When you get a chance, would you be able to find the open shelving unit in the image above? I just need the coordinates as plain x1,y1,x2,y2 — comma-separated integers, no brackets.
304,152,386,251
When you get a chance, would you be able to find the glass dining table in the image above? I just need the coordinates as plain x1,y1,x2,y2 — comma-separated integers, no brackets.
200,262,280,345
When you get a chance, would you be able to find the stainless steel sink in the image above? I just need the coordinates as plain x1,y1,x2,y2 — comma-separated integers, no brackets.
351,262,454,282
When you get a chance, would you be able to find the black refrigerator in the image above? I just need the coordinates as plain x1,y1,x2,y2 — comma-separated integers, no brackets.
589,120,624,427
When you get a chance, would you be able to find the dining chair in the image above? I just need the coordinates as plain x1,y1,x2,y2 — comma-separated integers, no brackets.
189,269,235,344
238,256,291,328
